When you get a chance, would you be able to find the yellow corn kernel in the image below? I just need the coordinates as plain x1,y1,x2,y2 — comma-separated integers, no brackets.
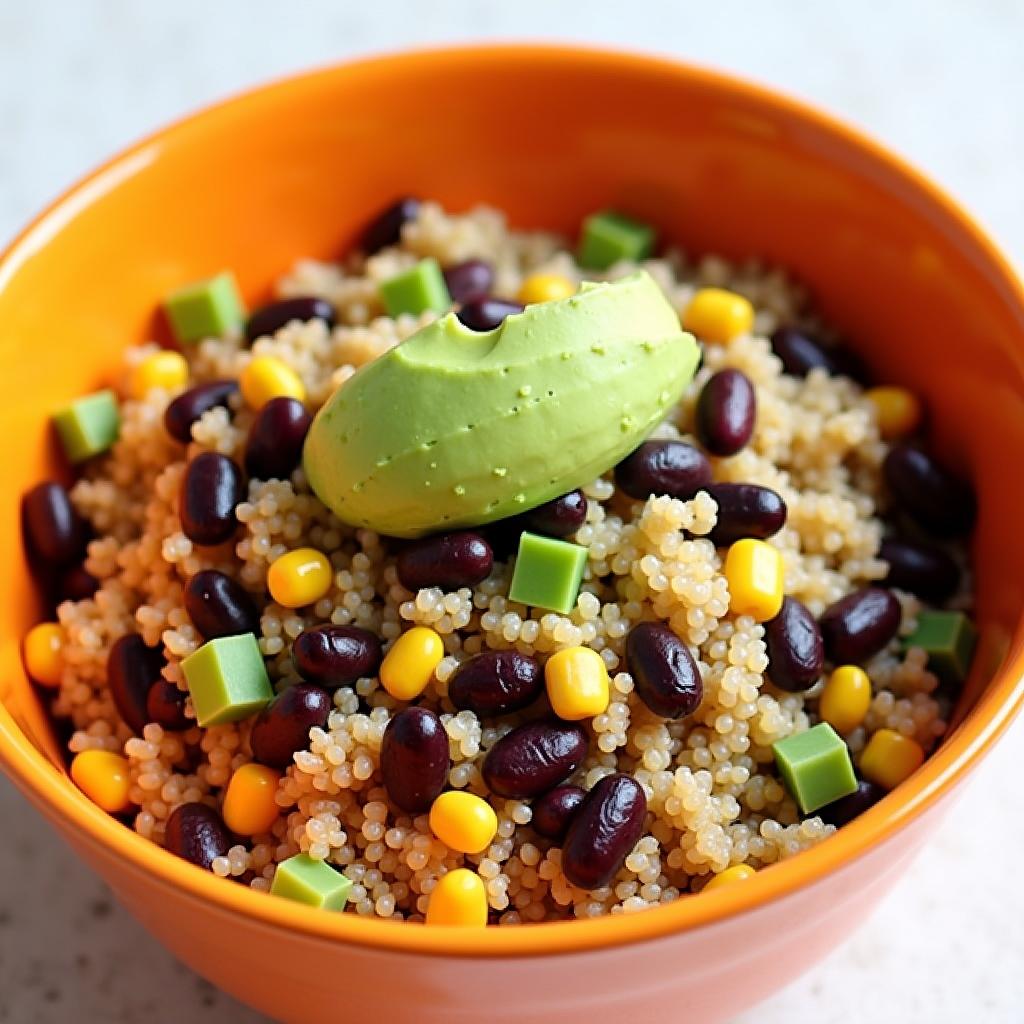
866,386,922,440
703,864,756,891
682,288,754,344
70,750,132,813
860,728,925,791
380,626,444,700
425,868,488,926
267,547,332,608
819,665,872,734
724,539,784,622
517,273,576,306
240,355,306,410
429,791,498,854
222,763,281,836
544,646,610,721
23,622,64,687
129,350,189,399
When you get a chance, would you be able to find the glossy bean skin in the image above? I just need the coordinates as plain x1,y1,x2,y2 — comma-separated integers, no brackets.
164,380,238,443
770,326,843,378
292,625,383,689
146,679,190,731
482,719,588,799
443,259,494,304
520,489,588,538
251,684,333,769
184,570,260,640
396,532,493,591
56,563,100,603
531,785,586,841
614,441,712,501
244,396,312,480
107,634,166,735
625,622,703,719
165,803,231,870
361,197,420,254
764,597,825,692
883,444,976,538
180,452,245,546
695,369,757,457
818,779,885,827
457,298,523,331
819,588,902,665
380,707,449,813
705,483,787,547
447,650,543,717
245,297,335,345
562,774,648,891
21,482,86,567
880,538,960,604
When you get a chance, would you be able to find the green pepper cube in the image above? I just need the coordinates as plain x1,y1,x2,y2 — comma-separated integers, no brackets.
181,633,273,727
270,854,353,910
903,610,977,686
578,210,656,270
773,723,858,815
164,271,245,344
509,531,588,615
379,258,451,318
53,389,120,463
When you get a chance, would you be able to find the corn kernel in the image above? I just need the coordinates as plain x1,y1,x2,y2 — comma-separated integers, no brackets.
23,622,64,687
222,763,281,836
517,273,576,306
240,355,306,410
866,386,922,440
70,750,132,813
267,547,332,608
724,539,784,622
703,864,756,891
860,728,925,790
682,288,754,344
380,626,444,700
425,868,488,926
819,665,872,734
129,350,189,399
544,646,610,721
429,791,498,854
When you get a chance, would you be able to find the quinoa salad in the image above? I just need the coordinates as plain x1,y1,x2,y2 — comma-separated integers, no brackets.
20,199,978,925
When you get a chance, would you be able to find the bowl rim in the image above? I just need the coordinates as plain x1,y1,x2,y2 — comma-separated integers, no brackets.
2,41,1023,959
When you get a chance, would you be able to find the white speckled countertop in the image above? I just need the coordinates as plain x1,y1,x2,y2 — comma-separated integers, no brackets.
1,2,1023,1020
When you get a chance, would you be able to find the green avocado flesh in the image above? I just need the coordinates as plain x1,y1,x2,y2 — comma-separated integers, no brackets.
303,270,699,538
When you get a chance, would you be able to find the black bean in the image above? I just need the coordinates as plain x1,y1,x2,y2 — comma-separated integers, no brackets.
56,563,100,602
396,531,493,591
614,441,712,501
180,452,244,546
21,482,86,567
695,369,757,457
765,597,824,692
245,297,335,345
880,538,960,604
443,259,494,304
184,570,260,640
625,622,703,719
818,779,885,827
562,774,648,891
770,326,844,378
819,588,902,665
705,483,787,546
482,720,588,799
244,396,312,481
520,489,588,538
108,634,165,735
380,707,449,813
292,625,383,689
361,197,420,254
165,803,231,870
448,650,543,718
457,298,523,331
251,683,332,769
883,444,975,538
532,785,586,841
164,380,238,444
146,679,190,731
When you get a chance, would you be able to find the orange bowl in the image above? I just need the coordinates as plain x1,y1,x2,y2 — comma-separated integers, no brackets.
2,45,1023,1023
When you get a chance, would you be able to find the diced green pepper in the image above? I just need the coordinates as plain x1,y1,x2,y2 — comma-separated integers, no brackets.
773,723,858,814
164,271,245,344
578,210,656,270
509,531,588,614
379,258,450,318
53,389,120,463
180,633,273,727
270,854,353,910
903,610,977,686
